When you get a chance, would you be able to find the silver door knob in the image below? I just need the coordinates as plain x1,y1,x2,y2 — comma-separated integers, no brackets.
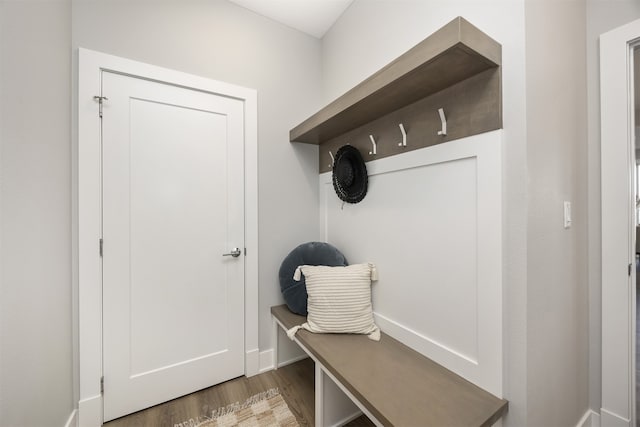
223,248,242,258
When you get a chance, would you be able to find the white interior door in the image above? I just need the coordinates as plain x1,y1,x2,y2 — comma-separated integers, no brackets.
600,19,640,427
101,71,245,421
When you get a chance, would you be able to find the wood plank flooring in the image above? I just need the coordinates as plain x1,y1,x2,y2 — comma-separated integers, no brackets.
103,358,373,427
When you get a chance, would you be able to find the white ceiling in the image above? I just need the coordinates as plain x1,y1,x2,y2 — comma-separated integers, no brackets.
228,0,353,38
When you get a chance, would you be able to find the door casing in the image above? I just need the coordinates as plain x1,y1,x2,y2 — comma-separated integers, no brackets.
600,18,640,427
76,48,258,426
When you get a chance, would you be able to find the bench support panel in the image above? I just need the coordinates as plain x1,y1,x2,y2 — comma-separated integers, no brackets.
316,365,362,427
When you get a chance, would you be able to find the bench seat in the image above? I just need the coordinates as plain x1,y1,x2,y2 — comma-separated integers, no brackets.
271,304,508,427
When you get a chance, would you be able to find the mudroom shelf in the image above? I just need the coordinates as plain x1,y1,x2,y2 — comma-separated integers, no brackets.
289,16,501,147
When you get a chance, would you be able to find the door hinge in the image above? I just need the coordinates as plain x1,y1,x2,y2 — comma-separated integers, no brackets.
100,376,104,394
244,247,247,256
629,263,633,277
93,95,108,118
99,238,103,257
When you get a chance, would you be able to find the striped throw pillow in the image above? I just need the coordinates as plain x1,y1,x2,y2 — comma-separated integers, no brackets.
286,263,380,341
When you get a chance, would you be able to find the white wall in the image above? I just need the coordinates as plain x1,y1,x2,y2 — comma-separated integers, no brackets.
0,1,75,426
586,0,640,413
322,1,529,424
524,1,588,425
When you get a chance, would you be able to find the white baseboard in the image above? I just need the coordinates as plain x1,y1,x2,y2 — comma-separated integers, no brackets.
258,348,310,373
78,395,102,427
329,411,363,427
259,349,274,373
278,353,309,369
576,409,601,427
64,409,78,427
245,348,260,377
600,408,628,427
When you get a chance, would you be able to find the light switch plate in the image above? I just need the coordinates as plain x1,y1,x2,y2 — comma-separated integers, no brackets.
564,201,572,229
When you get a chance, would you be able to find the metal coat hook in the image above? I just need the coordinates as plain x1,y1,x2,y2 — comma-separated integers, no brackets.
329,151,335,169
369,135,377,155
437,108,447,136
398,123,407,147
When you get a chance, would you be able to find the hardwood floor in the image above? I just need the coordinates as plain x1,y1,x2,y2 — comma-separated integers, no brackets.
103,358,373,427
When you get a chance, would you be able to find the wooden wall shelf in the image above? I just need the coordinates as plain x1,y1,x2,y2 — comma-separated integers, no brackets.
290,16,502,173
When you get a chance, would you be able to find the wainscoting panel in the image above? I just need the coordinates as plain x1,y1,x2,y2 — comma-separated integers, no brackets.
319,130,502,396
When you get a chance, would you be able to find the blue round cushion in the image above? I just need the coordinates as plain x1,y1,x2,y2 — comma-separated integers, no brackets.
279,242,348,315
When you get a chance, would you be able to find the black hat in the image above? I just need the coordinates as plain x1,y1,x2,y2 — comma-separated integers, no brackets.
332,145,368,204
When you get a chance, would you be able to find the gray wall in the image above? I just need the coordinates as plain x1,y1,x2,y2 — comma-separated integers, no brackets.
2,0,635,424
0,1,74,425
586,0,640,413
2,0,323,424
524,0,589,425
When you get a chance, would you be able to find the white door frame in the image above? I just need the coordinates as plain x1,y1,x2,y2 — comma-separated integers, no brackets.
601,19,640,427
76,48,259,426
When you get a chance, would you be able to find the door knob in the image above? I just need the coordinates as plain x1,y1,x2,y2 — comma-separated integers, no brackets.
223,248,242,258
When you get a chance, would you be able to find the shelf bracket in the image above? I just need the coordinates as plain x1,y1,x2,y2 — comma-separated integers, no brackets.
437,108,447,136
369,135,377,155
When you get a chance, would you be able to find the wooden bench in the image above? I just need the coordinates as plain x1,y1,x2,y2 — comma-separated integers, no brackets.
271,304,508,427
